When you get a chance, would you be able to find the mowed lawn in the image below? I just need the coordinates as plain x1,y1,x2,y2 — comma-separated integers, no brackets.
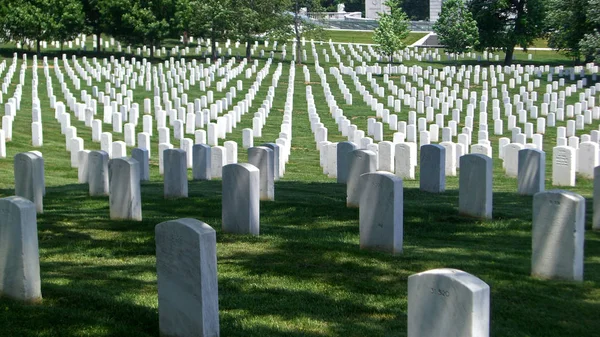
0,37,598,337
323,30,426,45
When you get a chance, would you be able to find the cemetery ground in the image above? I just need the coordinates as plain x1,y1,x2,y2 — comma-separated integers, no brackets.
0,38,599,336
319,30,411,45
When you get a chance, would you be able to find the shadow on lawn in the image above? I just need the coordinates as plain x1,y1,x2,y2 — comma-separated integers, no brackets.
0,179,599,336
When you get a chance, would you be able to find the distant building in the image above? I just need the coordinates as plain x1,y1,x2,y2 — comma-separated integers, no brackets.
365,0,390,19
429,0,444,22
365,0,445,22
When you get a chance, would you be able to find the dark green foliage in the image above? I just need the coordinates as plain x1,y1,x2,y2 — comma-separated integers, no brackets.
469,0,546,65
373,0,410,62
433,0,479,56
545,0,590,61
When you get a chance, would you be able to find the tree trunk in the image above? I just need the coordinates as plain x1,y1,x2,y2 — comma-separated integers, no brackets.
504,46,514,65
211,31,217,60
505,0,525,66
295,0,302,64
96,33,101,52
36,39,41,56
246,38,252,60
150,42,154,58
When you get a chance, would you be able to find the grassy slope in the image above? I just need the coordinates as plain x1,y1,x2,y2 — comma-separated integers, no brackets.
0,38,598,337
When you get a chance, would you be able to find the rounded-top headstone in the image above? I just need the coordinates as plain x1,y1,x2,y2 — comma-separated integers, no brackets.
359,172,403,254
532,190,585,281
222,163,260,235
0,196,42,302
155,218,219,337
408,268,490,337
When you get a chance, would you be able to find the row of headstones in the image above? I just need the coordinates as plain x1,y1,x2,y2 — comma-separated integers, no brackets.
71,53,253,99
337,62,597,146
336,58,596,125
0,57,262,161
70,52,263,103
47,57,284,154
11,144,276,227
340,145,590,281
318,40,445,65
317,131,595,189
0,196,490,336
345,64,597,144
3,165,585,336
49,57,274,145
45,54,259,130
155,218,493,337
47,78,282,164
18,32,271,59
58,55,295,194
0,55,23,155
307,63,600,188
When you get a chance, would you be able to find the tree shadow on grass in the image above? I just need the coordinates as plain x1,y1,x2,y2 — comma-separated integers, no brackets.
0,179,599,336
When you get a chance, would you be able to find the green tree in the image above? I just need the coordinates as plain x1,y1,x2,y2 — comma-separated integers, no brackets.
231,0,291,60
176,0,234,59
2,0,49,53
580,0,600,62
1,0,84,55
269,0,326,64
469,0,546,65
107,0,177,57
433,0,479,59
98,0,135,51
52,0,86,50
82,0,123,51
545,0,590,61
373,0,409,63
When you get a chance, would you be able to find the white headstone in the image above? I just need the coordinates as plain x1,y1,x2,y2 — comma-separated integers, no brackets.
155,218,219,337
408,268,490,337
0,196,42,303
532,190,585,281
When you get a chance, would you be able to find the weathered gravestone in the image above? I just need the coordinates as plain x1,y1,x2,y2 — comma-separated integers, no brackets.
408,268,490,337
532,190,585,281
261,143,281,181
359,172,403,254
518,149,545,195
132,148,150,181
28,151,45,196
222,163,260,235
552,146,576,186
88,150,109,196
378,141,395,173
77,150,91,183
395,142,417,180
109,158,142,221
578,141,599,179
420,144,445,193
248,146,274,201
0,196,42,302
211,146,226,179
346,149,377,207
337,141,358,184
164,149,188,198
459,154,492,219
192,144,212,180
594,166,600,230
155,218,219,337
503,143,524,177
14,152,44,213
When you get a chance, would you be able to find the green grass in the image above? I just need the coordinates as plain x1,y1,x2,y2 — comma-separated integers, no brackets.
0,39,599,337
323,30,426,45
531,38,550,49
